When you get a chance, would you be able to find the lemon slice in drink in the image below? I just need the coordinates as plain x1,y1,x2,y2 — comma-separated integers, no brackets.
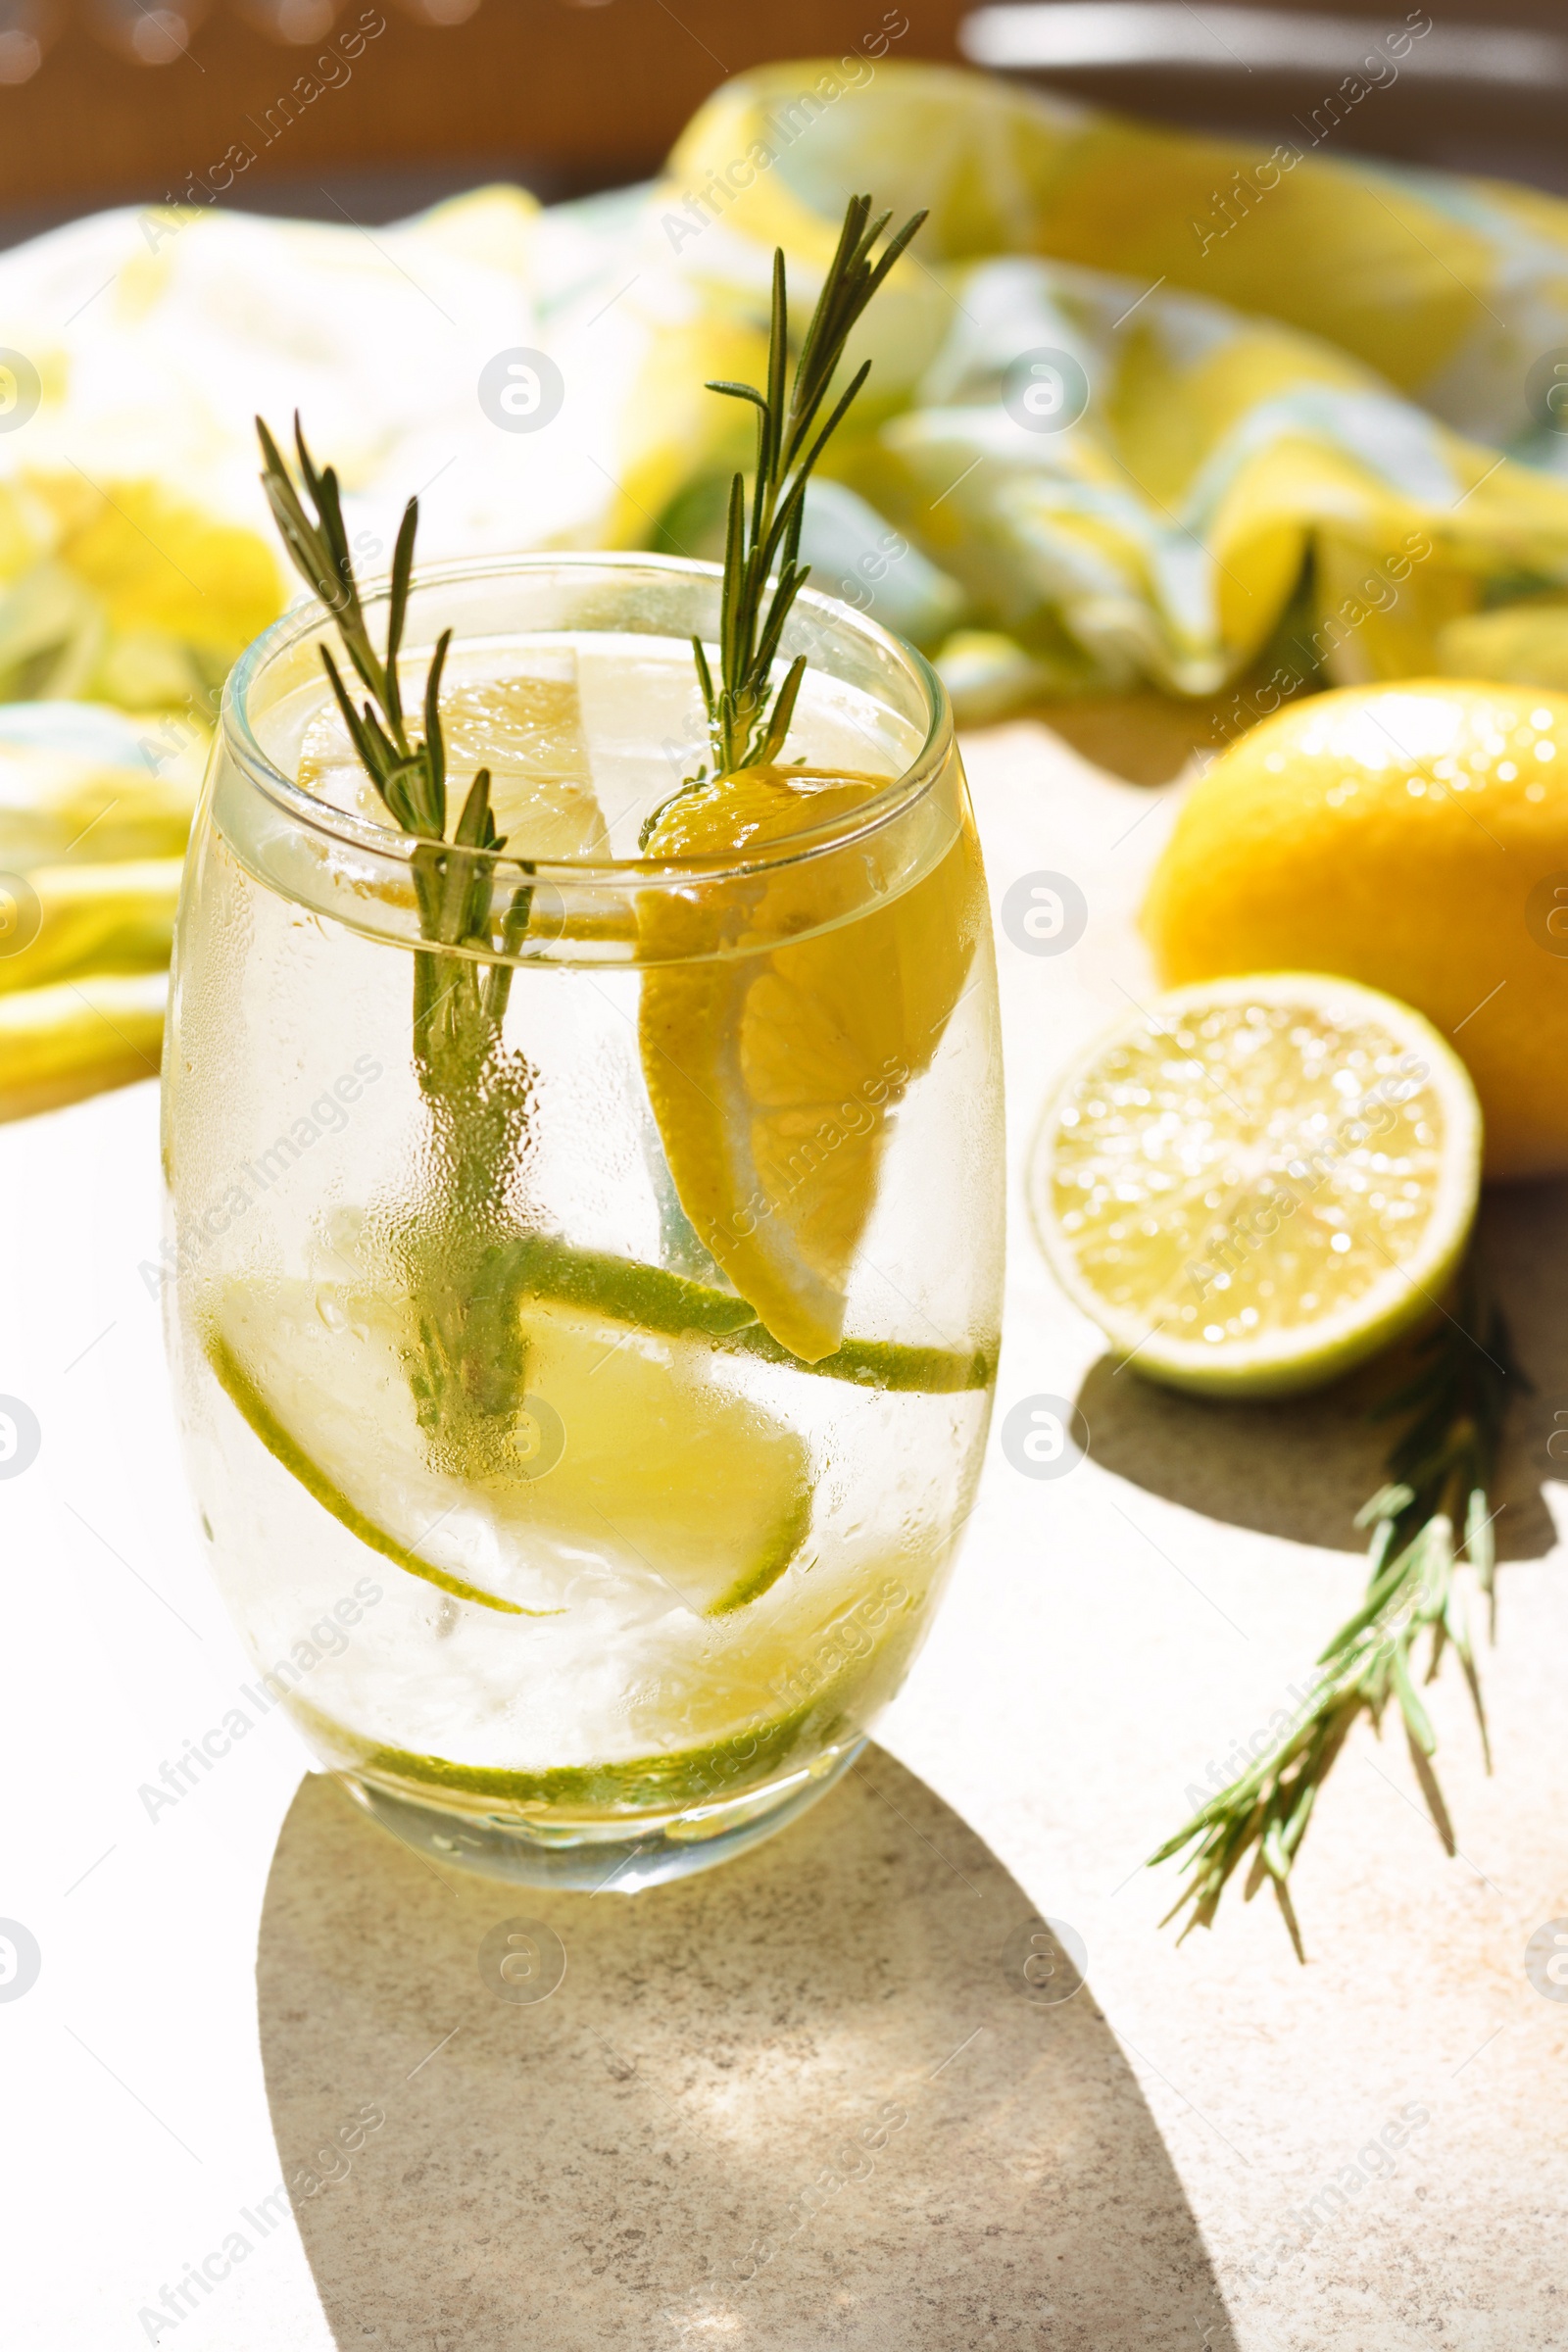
204,1280,810,1617
1028,975,1482,1396
298,656,609,858
639,764,986,1362
438,664,609,854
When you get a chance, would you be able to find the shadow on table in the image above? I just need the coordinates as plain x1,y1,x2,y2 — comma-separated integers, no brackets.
257,1752,1238,2352
1075,1179,1568,1564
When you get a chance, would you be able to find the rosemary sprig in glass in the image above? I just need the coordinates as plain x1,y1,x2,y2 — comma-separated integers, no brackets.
258,416,536,1464
642,191,924,839
257,418,535,1068
1150,1258,1522,1962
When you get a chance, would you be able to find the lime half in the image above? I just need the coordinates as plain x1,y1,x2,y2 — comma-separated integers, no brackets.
1028,974,1482,1396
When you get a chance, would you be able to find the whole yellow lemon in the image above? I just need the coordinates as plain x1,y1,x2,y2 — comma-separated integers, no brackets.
1143,682,1568,1177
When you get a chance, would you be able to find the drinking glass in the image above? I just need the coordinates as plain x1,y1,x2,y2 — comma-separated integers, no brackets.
162,554,1004,1887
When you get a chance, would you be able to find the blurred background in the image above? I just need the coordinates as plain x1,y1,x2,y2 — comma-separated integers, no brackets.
3,0,1567,250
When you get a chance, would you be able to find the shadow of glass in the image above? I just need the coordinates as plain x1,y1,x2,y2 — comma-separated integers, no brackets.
258,1752,1238,2351
1073,1181,1568,1564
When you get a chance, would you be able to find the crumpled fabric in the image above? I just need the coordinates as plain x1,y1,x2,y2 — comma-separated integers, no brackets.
0,471,280,709
632,60,1568,699
9,59,1568,712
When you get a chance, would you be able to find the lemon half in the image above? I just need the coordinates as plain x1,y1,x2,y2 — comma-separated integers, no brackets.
1028,975,1482,1396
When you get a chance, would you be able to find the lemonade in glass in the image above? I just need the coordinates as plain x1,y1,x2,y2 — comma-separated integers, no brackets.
162,552,1004,1886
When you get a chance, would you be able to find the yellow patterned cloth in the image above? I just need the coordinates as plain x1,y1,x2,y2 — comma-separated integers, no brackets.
0,470,281,710
608,59,1568,702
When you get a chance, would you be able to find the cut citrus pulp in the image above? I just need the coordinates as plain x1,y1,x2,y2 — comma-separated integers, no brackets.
298,655,609,859
1028,974,1483,1396
638,764,985,1362
204,1279,810,1617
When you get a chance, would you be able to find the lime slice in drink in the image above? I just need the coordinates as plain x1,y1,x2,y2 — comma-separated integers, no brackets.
204,1281,811,1617
1027,974,1482,1396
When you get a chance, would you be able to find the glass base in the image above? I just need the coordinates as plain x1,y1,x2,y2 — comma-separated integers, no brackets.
336,1738,865,1891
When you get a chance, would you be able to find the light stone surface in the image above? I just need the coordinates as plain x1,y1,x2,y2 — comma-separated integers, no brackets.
2,719,1565,2349
260,1759,1232,2350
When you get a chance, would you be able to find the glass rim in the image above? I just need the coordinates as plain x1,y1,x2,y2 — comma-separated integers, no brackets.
221,549,955,890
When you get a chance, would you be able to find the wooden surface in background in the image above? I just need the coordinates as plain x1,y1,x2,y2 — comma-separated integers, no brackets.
7,0,1568,224
0,3,970,214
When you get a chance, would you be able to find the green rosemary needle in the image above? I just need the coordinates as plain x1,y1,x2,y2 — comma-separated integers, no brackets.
1150,1257,1523,1962
641,190,925,842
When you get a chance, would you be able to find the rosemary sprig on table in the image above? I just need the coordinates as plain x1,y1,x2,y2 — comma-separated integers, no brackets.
642,191,924,838
1150,1259,1522,1962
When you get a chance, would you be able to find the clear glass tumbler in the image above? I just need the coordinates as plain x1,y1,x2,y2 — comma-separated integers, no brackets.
162,555,1004,1887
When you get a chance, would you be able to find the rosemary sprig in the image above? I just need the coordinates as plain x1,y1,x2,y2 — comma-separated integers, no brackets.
258,415,536,1460
257,416,534,1057
1150,1258,1523,1962
259,415,457,847
642,191,924,842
